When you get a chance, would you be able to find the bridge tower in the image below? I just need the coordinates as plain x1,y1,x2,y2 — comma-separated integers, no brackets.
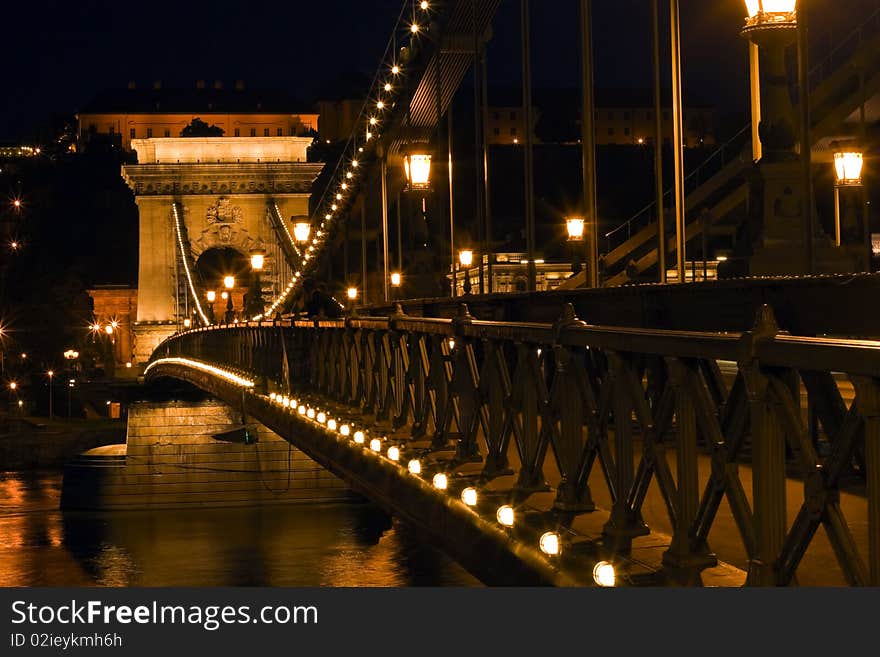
122,137,323,365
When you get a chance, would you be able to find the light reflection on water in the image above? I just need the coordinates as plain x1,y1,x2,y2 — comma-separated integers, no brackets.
0,471,480,587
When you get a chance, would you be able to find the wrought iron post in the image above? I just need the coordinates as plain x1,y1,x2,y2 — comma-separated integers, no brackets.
581,0,599,288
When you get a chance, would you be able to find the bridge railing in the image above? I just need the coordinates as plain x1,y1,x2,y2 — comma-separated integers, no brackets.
151,303,879,586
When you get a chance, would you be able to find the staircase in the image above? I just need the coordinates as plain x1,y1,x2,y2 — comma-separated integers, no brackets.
564,7,880,288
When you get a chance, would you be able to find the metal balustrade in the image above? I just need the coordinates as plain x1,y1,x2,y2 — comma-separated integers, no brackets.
149,303,879,586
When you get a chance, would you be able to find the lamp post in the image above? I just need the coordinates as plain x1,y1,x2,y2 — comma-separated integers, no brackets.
833,150,865,263
458,249,474,295
206,290,216,324
740,1,798,162
403,149,436,297
63,350,78,419
566,217,586,275
224,276,235,322
404,151,432,191
249,251,265,318
47,370,54,420
390,271,402,300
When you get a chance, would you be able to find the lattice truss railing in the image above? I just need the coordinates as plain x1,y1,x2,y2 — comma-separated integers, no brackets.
154,304,879,586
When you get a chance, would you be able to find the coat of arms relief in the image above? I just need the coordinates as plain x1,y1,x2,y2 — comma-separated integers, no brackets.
186,197,263,258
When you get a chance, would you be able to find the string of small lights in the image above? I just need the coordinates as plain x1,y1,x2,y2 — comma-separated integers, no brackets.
172,203,210,325
261,0,435,319
147,349,618,584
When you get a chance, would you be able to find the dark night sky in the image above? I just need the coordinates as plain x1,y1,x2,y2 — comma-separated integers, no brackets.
2,0,875,140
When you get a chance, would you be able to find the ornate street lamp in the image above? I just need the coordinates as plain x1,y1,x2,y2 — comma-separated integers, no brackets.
293,220,311,244
833,149,865,247
742,1,797,31
403,150,432,190
740,1,798,162
566,216,586,276
834,151,864,187
224,276,236,322
458,249,474,295
206,290,216,323
47,370,54,420
248,250,266,317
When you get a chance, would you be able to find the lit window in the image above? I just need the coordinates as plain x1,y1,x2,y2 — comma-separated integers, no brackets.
263,128,270,137
277,128,283,136
250,128,256,137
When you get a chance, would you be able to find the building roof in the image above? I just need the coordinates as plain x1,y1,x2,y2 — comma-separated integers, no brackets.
78,87,314,115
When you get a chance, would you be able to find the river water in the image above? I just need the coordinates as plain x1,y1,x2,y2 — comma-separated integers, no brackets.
0,471,479,587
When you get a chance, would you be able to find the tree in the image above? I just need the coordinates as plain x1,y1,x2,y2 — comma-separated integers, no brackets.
180,118,224,138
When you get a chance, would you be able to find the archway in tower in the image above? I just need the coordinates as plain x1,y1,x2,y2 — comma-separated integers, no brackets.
195,247,253,319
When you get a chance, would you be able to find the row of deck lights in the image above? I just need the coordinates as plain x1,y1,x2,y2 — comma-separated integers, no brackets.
265,386,616,586
146,353,615,586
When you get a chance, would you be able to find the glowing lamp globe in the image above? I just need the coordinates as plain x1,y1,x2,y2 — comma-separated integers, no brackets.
206,290,216,303
327,419,338,432
390,272,402,287
408,459,422,475
566,217,586,241
404,152,432,190
387,446,401,461
250,253,265,271
432,473,448,490
458,249,474,267
224,276,235,290
834,151,864,186
293,221,311,243
347,287,358,301
742,0,797,34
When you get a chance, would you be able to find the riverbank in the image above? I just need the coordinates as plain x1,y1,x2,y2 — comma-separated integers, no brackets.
0,415,125,470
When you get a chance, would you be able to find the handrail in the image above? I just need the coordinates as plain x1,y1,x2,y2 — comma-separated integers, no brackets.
807,5,880,93
604,125,751,246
